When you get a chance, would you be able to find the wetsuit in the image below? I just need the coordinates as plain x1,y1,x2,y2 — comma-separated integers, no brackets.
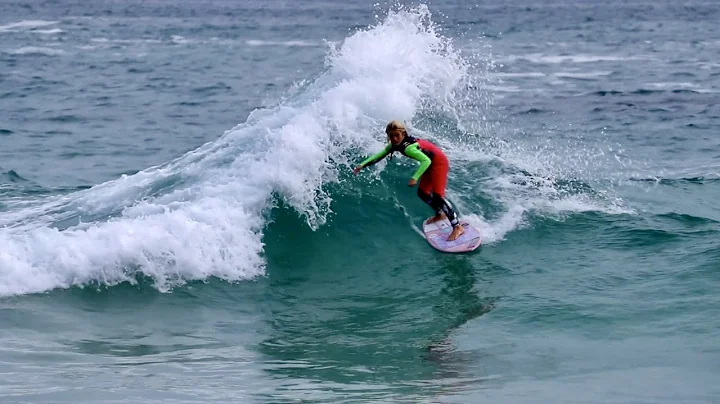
359,135,459,227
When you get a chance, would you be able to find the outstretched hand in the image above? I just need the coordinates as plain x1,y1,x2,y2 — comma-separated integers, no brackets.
408,178,417,187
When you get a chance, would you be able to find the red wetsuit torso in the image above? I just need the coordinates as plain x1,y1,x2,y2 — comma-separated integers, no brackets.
395,136,449,197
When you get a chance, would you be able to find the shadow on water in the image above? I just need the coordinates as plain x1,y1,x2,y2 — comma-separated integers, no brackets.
254,189,499,400
424,256,495,358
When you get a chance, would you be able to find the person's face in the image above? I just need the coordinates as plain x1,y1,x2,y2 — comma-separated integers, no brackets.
387,129,405,145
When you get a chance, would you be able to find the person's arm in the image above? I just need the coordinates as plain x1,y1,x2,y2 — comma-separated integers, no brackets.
358,143,392,169
403,143,432,180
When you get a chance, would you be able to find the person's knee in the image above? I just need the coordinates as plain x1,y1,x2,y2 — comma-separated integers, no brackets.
429,194,446,211
417,189,431,202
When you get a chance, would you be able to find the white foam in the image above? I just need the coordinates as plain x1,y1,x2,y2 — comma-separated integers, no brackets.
0,5,632,295
90,37,163,44
437,127,633,244
503,53,648,64
646,82,698,89
0,5,474,297
553,71,613,79
450,173,630,246
5,46,65,56
245,39,320,47
645,82,717,93
464,206,527,244
0,20,58,32
476,84,524,93
33,28,64,35
491,72,547,78
171,35,189,44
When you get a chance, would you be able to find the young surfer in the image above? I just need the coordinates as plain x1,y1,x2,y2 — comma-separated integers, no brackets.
353,120,464,241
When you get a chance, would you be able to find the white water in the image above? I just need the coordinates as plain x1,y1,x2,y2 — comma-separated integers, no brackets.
0,5,627,296
0,6,473,296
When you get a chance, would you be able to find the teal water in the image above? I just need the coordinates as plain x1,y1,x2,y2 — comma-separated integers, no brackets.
1,1,720,402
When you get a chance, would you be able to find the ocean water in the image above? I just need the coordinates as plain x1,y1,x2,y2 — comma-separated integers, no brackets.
1,0,719,402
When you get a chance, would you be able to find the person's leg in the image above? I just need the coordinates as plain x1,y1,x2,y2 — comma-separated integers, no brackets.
430,194,458,227
429,162,464,240
417,170,446,223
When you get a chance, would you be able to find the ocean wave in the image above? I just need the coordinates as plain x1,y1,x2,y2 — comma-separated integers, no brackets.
0,4,629,297
0,5,476,297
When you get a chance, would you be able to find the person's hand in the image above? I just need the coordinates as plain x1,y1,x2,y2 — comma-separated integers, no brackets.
408,178,417,187
353,166,363,175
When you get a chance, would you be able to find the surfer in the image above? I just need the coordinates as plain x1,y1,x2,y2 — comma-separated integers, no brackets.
353,120,465,241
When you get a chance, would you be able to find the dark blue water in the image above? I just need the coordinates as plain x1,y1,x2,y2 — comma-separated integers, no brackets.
1,1,719,402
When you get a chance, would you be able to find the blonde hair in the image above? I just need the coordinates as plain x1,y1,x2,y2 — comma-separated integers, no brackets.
385,120,407,135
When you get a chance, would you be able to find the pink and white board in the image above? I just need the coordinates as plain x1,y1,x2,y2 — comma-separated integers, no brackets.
422,218,481,253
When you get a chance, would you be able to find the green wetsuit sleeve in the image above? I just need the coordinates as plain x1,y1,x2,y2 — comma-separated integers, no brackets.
359,143,392,168
404,143,432,180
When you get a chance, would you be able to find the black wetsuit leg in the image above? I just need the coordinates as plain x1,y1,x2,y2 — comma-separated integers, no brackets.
417,189,459,226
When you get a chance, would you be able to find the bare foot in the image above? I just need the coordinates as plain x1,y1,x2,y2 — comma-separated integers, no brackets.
447,225,464,241
426,213,447,224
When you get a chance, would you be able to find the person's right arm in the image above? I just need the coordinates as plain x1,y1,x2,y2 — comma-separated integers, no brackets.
354,143,392,173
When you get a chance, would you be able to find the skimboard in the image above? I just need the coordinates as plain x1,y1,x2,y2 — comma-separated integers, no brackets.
422,218,481,253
